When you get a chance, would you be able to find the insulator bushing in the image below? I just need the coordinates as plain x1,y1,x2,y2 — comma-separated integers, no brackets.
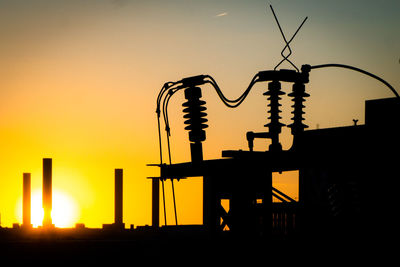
263,81,285,131
288,82,309,135
263,80,285,151
182,86,208,143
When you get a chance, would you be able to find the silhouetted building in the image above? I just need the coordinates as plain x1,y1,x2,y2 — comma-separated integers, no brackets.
22,173,32,228
75,223,85,229
42,158,53,228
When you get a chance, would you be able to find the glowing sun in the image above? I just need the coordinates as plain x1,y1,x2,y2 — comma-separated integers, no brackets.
29,190,78,228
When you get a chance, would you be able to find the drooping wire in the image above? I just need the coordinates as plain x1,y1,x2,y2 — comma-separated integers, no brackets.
156,114,163,166
157,82,177,119
310,63,399,98
162,89,179,225
156,82,178,164
162,87,181,139
158,85,183,226
161,75,260,140
156,84,168,165
205,74,260,108
171,179,178,225
156,111,168,226
269,5,308,72
156,82,177,227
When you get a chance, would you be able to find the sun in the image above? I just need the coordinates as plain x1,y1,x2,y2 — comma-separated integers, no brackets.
29,190,79,228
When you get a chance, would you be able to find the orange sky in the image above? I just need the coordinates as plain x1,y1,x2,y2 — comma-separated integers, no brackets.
0,0,399,228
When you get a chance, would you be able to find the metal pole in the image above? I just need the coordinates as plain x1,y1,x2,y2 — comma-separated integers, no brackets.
152,178,160,228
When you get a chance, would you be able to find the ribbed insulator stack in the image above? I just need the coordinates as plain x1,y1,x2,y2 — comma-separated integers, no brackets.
182,86,208,162
288,82,309,135
263,80,285,151
182,86,208,142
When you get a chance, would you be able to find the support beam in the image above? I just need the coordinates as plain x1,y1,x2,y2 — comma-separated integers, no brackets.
152,178,159,228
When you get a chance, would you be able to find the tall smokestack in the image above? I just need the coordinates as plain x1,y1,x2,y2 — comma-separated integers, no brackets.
42,158,52,228
114,168,123,227
22,173,32,228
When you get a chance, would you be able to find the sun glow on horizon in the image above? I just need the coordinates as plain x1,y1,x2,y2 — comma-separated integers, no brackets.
17,189,79,228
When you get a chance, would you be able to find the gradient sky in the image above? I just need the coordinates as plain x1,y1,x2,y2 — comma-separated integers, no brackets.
0,0,399,228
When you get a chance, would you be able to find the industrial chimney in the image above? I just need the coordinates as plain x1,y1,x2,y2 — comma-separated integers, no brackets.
114,168,124,229
22,173,32,228
42,158,53,228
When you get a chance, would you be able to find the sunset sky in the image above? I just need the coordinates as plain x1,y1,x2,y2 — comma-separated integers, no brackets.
0,0,399,228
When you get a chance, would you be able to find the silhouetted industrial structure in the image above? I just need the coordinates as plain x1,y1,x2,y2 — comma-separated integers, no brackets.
22,173,31,228
42,158,53,228
150,6,400,241
114,168,124,228
1,6,399,263
152,178,160,228
102,168,125,230
153,75,399,241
